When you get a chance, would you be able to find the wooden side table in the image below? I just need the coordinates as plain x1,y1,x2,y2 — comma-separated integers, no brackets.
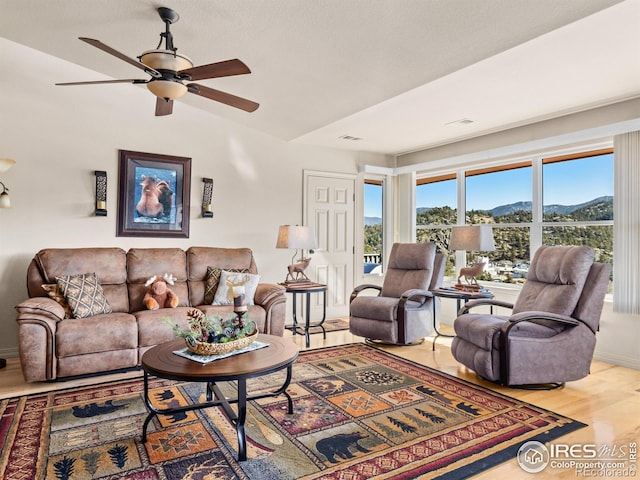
284,283,328,348
431,287,494,351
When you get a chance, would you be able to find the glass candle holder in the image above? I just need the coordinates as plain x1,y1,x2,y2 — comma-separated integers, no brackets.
233,286,247,313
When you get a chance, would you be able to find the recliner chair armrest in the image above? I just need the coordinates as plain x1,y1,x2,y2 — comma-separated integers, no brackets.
458,298,514,316
400,288,433,308
498,311,580,387
506,311,579,327
350,284,382,303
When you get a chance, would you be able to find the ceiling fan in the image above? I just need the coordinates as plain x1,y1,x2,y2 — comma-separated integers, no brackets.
56,7,259,116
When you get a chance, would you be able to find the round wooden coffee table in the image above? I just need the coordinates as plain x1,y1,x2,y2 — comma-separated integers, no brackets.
141,334,299,461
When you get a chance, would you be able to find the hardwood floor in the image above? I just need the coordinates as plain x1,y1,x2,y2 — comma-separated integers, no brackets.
1,327,638,479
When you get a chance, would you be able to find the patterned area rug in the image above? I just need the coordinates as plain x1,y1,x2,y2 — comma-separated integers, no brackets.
286,317,350,334
0,343,585,479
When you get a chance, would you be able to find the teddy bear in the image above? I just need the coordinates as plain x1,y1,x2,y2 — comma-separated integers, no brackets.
143,273,179,310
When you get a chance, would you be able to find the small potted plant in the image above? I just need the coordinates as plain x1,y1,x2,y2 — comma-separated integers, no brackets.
168,308,258,355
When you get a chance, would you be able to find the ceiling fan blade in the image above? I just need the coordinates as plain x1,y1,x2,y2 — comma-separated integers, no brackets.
179,59,251,81
187,83,259,112
56,79,147,86
155,98,174,116
79,37,161,78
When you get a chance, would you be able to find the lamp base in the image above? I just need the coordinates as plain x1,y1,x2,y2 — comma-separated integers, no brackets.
281,279,317,286
453,283,481,292
284,257,312,284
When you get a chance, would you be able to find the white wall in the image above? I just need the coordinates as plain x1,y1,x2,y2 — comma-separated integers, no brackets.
0,38,390,357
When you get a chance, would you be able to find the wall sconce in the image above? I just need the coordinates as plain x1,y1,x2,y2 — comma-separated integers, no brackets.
202,178,214,218
0,157,16,209
94,170,107,216
0,181,10,209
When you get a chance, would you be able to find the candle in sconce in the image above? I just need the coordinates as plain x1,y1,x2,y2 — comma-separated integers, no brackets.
233,286,247,313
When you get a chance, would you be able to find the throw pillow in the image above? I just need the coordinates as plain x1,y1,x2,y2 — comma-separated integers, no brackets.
55,272,113,319
41,283,73,319
204,266,249,304
212,270,261,306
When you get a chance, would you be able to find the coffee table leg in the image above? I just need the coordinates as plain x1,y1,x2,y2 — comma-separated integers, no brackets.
141,371,155,443
284,365,294,414
237,378,247,461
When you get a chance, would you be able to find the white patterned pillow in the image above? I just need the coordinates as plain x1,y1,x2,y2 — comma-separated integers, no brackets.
55,272,112,319
212,270,260,306
204,266,249,305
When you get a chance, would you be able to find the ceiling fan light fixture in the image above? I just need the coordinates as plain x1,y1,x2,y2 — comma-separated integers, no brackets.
147,79,188,100
139,49,193,71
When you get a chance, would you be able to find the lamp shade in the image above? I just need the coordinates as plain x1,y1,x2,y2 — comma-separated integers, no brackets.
0,192,10,209
450,225,495,252
276,225,317,250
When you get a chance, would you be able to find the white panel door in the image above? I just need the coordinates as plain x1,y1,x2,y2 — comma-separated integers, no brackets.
305,172,355,319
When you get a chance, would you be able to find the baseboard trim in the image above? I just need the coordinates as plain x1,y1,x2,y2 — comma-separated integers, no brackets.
0,347,19,359
594,351,640,370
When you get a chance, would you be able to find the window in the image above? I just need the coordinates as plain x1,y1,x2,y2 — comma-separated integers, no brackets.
416,174,457,276
364,180,383,274
465,163,532,282
415,148,614,287
542,149,613,265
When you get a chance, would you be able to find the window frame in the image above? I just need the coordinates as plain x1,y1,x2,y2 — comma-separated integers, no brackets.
415,147,614,285
363,176,386,276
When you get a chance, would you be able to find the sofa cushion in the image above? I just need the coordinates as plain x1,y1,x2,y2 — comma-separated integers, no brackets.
127,248,188,312
56,312,136,357
213,271,261,306
204,266,250,305
186,247,258,307
135,307,192,347
56,272,112,319
29,248,130,313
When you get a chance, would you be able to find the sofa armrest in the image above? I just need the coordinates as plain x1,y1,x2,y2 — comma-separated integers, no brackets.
254,283,286,306
15,297,61,382
16,297,65,321
254,283,287,336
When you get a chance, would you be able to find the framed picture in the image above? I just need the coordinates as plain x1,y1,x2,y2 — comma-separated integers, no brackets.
117,150,191,238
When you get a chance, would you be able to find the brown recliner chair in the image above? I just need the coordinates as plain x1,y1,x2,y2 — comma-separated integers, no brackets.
451,245,610,388
349,242,445,345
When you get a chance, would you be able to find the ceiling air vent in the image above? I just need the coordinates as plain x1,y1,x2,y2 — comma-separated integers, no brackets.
445,118,474,127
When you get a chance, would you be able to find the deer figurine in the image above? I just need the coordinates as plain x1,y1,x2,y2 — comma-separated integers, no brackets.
457,261,487,286
286,257,312,283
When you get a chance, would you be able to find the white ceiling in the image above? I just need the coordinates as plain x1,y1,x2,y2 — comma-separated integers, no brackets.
1,0,638,155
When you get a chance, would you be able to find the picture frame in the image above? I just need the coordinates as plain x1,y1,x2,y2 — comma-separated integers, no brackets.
117,150,191,238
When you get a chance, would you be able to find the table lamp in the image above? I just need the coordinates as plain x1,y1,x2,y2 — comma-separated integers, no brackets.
450,225,495,289
276,225,317,284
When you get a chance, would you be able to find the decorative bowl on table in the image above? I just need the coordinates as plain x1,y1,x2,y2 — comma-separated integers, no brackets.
168,308,257,356
185,331,258,355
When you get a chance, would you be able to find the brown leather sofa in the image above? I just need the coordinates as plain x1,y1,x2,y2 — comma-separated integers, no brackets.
15,246,286,382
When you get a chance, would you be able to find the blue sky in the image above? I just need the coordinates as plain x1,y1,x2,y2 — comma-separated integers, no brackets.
365,154,613,216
